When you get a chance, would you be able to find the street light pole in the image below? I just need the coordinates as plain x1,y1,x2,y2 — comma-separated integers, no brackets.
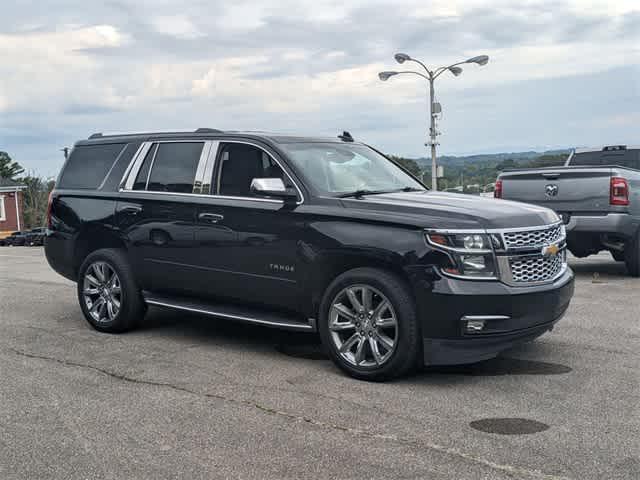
379,54,489,191
428,77,437,192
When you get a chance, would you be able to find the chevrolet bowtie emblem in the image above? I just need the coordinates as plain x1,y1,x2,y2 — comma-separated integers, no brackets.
541,244,560,258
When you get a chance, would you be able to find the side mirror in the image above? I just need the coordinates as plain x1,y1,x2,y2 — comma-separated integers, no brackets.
250,178,298,200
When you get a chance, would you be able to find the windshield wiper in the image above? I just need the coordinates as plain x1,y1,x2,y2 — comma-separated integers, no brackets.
336,189,392,198
398,186,424,192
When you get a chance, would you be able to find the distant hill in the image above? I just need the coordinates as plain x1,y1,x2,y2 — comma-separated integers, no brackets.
413,149,571,168
391,149,571,192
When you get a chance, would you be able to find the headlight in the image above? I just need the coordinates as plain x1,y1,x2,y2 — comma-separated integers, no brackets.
426,232,497,279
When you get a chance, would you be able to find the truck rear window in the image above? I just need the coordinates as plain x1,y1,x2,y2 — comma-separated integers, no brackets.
58,143,126,189
571,150,640,170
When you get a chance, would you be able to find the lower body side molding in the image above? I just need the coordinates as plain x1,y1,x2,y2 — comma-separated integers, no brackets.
142,292,316,332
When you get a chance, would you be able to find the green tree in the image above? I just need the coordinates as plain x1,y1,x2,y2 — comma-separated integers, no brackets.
388,155,422,178
19,174,55,228
0,151,25,179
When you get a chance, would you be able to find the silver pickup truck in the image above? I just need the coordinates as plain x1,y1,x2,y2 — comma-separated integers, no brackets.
496,146,640,276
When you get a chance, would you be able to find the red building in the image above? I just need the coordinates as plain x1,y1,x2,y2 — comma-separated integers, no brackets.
0,178,27,236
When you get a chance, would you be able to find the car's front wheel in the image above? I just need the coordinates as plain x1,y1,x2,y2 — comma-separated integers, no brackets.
77,249,145,333
319,268,421,381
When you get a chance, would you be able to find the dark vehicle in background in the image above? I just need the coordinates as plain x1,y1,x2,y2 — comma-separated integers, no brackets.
496,146,640,276
3,231,28,246
45,129,574,380
25,227,47,246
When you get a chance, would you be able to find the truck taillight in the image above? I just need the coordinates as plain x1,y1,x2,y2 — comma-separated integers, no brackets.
610,177,629,206
46,191,54,228
494,179,503,198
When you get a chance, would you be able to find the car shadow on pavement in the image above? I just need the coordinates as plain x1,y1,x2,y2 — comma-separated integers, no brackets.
138,307,573,382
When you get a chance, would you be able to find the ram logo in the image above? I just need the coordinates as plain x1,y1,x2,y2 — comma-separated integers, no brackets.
545,184,559,197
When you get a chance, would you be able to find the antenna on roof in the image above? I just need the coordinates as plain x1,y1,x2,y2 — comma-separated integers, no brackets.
88,132,103,139
338,131,354,142
194,128,223,133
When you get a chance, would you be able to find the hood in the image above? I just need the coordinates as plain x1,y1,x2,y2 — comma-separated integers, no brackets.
341,191,559,230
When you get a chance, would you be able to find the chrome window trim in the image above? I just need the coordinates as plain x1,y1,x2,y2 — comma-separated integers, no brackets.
121,142,152,190
122,140,207,191
200,141,220,194
97,143,128,190
119,139,305,206
193,141,215,194
209,139,305,205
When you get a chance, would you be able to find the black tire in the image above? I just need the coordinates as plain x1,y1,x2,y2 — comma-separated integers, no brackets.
318,267,421,381
77,248,146,333
624,232,640,277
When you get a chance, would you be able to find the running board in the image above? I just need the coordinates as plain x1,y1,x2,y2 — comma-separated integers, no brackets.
143,292,316,332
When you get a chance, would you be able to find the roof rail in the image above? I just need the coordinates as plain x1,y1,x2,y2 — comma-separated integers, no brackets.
194,128,223,133
88,132,103,139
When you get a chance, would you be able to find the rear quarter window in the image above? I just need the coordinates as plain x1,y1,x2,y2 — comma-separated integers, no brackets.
58,143,126,189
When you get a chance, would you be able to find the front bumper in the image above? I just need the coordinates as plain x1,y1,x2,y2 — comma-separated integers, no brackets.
411,267,574,365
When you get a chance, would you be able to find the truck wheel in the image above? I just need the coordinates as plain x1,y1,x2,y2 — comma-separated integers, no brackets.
318,268,420,381
77,249,146,333
624,232,640,277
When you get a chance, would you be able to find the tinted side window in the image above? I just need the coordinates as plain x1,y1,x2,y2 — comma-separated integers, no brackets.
216,143,287,197
58,143,125,189
133,144,157,190
147,142,204,193
101,142,141,191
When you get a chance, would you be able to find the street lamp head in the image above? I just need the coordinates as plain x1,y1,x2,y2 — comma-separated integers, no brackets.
394,53,411,64
449,66,463,76
466,55,489,66
378,71,398,81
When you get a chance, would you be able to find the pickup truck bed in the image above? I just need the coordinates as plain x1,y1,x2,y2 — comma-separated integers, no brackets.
496,147,640,276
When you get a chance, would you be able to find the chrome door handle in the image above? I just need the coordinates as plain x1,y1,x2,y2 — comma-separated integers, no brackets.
198,213,224,223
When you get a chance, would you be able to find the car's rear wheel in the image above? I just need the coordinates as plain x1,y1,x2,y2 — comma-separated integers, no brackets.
77,249,145,332
318,268,420,381
624,232,640,277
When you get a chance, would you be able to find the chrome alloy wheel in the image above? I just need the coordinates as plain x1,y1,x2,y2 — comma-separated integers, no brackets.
83,262,122,323
329,284,398,367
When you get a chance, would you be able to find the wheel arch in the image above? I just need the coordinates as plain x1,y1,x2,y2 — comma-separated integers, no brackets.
307,249,415,320
73,226,127,276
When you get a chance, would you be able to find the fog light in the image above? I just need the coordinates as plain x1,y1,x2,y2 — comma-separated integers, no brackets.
466,320,485,333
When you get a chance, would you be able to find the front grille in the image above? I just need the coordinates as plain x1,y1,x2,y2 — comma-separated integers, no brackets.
508,251,565,284
502,224,564,250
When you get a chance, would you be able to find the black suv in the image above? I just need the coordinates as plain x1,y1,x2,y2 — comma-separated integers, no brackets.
45,129,574,380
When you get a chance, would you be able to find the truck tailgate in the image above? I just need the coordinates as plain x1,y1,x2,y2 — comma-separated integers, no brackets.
500,167,613,213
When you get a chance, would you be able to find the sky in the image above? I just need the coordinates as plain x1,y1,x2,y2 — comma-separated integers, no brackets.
0,0,638,176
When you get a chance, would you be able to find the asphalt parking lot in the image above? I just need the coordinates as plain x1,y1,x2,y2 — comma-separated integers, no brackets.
0,248,638,479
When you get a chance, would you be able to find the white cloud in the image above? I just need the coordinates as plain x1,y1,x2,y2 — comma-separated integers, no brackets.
0,0,638,172
149,15,204,39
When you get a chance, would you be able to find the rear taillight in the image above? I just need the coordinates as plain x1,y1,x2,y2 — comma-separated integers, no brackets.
610,177,629,206
494,179,503,198
46,191,54,228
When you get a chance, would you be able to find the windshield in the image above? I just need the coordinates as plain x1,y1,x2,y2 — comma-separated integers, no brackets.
281,143,425,196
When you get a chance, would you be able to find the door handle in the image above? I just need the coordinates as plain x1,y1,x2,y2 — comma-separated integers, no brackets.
198,213,224,223
118,205,142,215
